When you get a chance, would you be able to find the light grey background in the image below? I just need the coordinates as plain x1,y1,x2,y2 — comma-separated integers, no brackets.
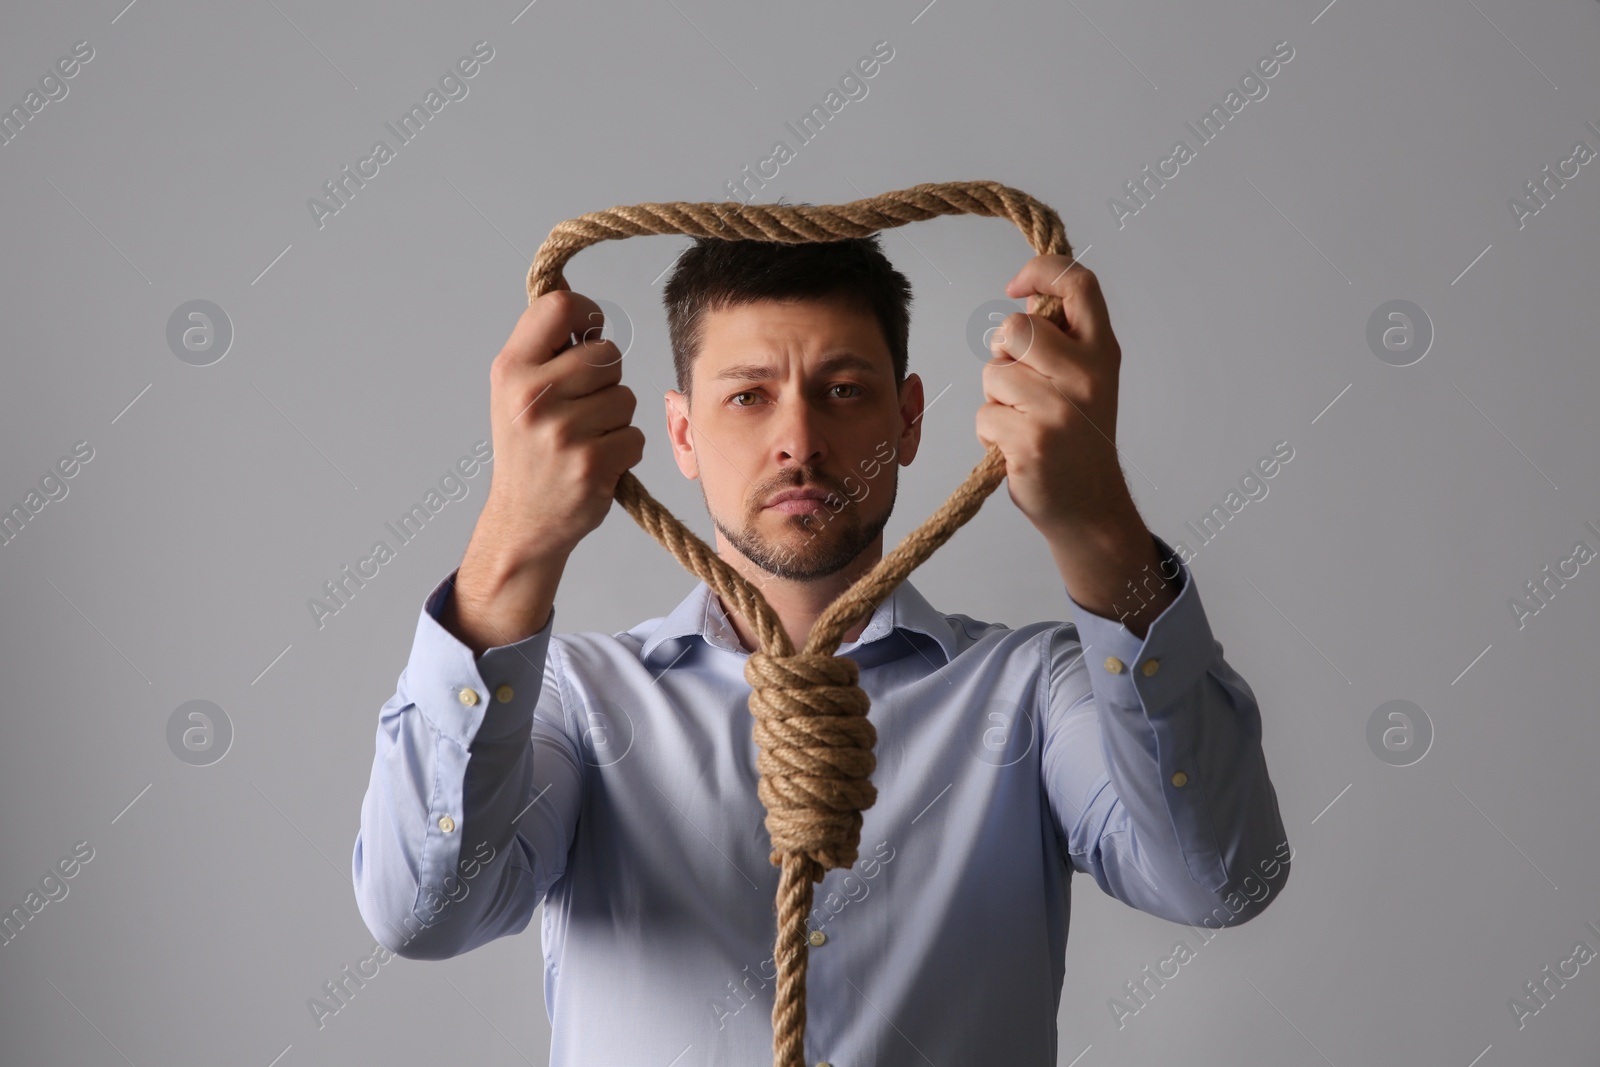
3,0,1597,1064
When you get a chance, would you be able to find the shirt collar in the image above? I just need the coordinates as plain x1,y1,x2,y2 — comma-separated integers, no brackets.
639,575,958,667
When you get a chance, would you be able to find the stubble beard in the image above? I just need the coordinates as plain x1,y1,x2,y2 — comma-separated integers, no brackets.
708,478,897,582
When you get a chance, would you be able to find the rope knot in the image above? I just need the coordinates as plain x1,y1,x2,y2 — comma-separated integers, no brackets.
744,650,878,878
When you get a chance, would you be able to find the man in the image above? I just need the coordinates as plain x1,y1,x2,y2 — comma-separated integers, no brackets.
352,235,1290,1065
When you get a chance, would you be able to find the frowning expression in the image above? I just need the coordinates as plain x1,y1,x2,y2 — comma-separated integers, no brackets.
665,296,923,580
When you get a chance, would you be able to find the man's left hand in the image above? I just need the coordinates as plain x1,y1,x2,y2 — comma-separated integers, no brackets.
975,255,1139,541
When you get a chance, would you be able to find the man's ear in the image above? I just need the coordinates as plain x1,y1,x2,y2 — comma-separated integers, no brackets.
665,389,699,479
896,372,925,466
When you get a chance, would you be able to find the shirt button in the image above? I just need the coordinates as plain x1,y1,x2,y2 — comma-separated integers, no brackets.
1140,658,1160,677
458,688,479,706
495,684,515,703
808,930,827,946
438,815,457,832
1103,656,1125,674
1170,771,1189,788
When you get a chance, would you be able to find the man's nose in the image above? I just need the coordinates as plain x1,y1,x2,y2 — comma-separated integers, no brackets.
772,394,826,467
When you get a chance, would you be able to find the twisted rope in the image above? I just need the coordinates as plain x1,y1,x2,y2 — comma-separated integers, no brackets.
526,180,1072,1067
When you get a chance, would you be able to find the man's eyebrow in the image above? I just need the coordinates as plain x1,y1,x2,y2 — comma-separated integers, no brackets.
711,352,883,383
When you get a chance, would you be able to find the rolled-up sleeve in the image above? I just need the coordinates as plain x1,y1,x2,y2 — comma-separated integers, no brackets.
352,567,584,960
1040,532,1290,927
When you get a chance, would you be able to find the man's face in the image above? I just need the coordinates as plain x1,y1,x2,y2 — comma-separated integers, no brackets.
665,296,923,582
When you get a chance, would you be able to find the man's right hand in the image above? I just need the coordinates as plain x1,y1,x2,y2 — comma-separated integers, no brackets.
444,284,645,656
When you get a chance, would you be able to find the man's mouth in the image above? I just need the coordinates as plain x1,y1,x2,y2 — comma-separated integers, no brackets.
764,487,840,513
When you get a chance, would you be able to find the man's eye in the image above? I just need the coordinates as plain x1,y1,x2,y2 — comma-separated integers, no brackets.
729,384,860,407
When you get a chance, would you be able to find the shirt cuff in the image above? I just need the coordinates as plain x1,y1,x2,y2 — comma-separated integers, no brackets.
407,567,556,747
1063,531,1215,717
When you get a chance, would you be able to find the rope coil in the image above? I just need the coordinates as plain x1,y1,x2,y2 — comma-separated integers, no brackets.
527,179,1073,1067
745,649,876,872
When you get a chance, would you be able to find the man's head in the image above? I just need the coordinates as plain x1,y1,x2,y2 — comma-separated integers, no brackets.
661,234,924,583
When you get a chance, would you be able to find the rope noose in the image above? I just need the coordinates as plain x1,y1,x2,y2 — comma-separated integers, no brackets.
526,180,1073,1067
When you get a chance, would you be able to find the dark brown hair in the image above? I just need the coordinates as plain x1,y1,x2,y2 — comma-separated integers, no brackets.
661,228,913,403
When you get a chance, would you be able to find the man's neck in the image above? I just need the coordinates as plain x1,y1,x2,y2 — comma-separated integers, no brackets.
717,542,883,654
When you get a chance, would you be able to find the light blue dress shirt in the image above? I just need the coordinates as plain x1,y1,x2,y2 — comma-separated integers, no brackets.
353,531,1289,1066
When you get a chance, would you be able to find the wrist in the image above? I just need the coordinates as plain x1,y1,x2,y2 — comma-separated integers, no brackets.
1042,507,1168,628
449,542,568,656
1035,496,1145,558
463,503,576,580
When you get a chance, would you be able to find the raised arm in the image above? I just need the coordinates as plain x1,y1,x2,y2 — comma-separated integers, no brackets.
352,284,645,958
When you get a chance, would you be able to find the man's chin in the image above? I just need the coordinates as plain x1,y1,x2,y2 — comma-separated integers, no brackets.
739,518,857,578
710,497,886,583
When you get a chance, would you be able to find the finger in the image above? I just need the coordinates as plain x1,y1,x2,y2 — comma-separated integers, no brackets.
983,308,1041,365
560,297,628,373
562,383,638,437
987,310,1095,392
592,424,648,486
980,350,1053,410
503,347,625,429
502,288,607,369
547,340,625,401
974,398,1029,453
1004,255,1111,347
